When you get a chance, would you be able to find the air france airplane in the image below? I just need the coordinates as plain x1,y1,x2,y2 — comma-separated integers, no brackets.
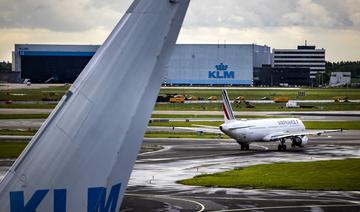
194,90,341,151
0,0,190,211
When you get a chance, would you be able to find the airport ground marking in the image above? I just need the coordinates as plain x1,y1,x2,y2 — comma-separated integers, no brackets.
210,204,360,212
125,193,205,212
173,194,358,203
138,146,171,156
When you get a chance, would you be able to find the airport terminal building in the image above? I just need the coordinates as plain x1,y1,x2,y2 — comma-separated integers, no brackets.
13,44,271,85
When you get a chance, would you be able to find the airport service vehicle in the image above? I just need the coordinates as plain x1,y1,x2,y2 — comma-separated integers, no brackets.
170,95,185,103
273,97,289,103
192,90,340,151
0,0,190,211
286,101,300,108
208,96,218,101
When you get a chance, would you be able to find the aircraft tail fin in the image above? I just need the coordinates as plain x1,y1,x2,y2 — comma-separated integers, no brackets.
0,0,190,211
222,89,236,122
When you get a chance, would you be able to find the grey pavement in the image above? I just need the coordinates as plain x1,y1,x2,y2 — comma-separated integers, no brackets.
1,131,360,211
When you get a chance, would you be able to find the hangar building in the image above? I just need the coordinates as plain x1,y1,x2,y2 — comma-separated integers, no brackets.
164,44,271,85
13,44,271,85
14,44,97,83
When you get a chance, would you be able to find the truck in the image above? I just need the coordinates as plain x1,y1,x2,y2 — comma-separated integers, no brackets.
273,97,289,103
169,95,185,103
286,101,300,108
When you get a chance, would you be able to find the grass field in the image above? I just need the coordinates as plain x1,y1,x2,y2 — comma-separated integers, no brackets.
0,142,28,158
155,102,360,111
0,103,56,109
305,121,360,130
0,119,356,140
0,113,274,120
1,102,359,111
0,114,49,119
145,132,227,139
0,129,37,136
0,85,359,111
149,121,360,130
160,88,360,100
0,85,69,101
149,121,223,127
0,132,225,159
1,86,360,102
151,114,277,119
178,158,360,191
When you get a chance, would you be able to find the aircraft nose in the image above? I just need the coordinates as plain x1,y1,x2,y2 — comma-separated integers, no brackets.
219,124,228,132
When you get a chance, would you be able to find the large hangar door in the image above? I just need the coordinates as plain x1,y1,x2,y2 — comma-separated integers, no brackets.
21,55,92,83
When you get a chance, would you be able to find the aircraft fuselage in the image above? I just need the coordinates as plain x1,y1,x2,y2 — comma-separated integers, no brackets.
220,118,306,142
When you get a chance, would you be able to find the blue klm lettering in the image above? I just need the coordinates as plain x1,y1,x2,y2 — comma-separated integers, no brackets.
87,183,121,212
209,63,235,79
9,183,121,212
10,189,49,212
208,71,235,79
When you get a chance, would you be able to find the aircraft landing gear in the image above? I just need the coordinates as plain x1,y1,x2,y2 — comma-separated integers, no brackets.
239,143,250,151
278,139,287,151
278,144,287,151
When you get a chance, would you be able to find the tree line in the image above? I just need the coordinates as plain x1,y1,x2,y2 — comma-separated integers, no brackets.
326,61,360,77
0,61,11,71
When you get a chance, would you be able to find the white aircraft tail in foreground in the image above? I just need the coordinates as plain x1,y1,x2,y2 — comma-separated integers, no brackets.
0,0,190,211
189,90,341,151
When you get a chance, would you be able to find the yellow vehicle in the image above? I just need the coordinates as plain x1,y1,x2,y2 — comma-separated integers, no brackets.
185,95,198,101
207,96,218,101
169,96,185,103
236,96,246,101
273,97,289,103
235,96,246,103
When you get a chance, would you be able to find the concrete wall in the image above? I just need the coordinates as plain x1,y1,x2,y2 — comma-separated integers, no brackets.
0,71,21,83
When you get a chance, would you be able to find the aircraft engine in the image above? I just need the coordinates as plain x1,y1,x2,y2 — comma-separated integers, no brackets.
292,136,309,146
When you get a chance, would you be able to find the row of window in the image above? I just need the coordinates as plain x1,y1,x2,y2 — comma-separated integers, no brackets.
274,56,325,59
331,74,351,77
274,60,325,63
274,51,325,55
274,65,325,68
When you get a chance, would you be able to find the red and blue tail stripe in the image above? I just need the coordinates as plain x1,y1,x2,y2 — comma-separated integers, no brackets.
221,89,236,122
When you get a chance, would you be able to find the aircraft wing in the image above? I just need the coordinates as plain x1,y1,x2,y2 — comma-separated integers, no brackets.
267,129,342,141
179,125,223,134
0,1,190,211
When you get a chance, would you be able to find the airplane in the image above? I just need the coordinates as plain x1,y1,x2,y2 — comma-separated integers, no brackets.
189,90,341,151
0,0,190,211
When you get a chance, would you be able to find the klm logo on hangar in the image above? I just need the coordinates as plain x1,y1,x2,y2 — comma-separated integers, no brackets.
208,63,235,79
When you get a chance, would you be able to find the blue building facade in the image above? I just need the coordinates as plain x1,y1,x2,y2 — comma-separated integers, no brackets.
14,44,271,85
165,44,271,86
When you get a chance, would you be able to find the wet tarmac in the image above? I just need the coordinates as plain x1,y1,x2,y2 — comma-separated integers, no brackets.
121,131,360,211
0,131,359,211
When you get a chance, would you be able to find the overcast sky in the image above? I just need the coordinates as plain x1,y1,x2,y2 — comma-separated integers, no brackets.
0,0,359,62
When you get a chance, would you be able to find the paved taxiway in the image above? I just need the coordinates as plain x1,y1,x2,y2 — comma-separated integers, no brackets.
0,131,359,211
120,131,360,211
0,109,358,130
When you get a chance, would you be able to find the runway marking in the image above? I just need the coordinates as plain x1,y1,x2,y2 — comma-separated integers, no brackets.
138,152,242,163
210,204,359,212
125,193,205,212
173,195,351,203
251,144,269,150
139,146,171,156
